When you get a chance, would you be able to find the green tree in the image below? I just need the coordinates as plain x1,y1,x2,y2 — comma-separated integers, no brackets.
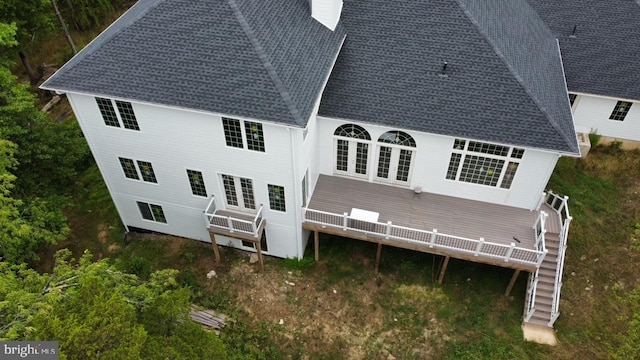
0,0,55,83
62,0,113,30
0,251,228,359
0,66,89,198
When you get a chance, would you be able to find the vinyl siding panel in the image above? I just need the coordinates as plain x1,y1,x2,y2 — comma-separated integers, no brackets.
572,95,640,141
316,116,557,210
67,92,300,258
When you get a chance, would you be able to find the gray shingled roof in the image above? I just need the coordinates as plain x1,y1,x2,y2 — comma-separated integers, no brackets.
527,0,640,101
319,0,578,154
41,0,346,126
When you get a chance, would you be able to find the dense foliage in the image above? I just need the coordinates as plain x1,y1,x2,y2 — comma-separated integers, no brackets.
0,251,228,359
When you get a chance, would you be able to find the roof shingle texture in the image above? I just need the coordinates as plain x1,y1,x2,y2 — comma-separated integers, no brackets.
41,0,346,126
319,0,578,153
527,0,640,101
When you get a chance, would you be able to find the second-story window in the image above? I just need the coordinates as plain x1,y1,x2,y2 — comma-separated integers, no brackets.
96,97,140,130
118,157,157,183
268,184,286,212
222,117,265,152
187,170,207,197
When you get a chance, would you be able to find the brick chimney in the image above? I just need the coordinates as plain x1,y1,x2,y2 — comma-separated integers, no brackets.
311,0,343,31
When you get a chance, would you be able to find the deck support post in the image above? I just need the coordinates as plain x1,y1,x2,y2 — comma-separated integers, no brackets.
314,231,320,262
256,238,264,272
209,233,221,263
375,243,383,274
505,269,521,296
438,256,450,285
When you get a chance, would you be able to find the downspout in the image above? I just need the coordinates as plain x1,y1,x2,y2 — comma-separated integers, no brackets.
289,127,302,259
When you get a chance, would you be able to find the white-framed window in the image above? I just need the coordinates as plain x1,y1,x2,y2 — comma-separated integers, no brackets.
221,174,256,212
96,97,140,130
187,169,207,197
374,130,416,185
446,139,524,189
137,201,167,223
118,157,157,183
267,184,286,212
222,117,265,152
609,101,632,121
333,124,371,177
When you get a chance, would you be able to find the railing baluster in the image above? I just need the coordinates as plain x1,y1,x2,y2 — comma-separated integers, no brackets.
505,242,515,262
474,237,484,256
343,212,348,230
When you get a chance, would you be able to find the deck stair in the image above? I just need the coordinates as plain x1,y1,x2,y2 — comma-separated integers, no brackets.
523,192,571,329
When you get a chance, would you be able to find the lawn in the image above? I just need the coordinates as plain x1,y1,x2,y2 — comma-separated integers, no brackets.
32,143,640,359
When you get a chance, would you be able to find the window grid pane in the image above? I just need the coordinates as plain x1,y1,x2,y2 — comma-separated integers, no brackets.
511,148,525,159
115,101,140,130
459,155,504,186
334,124,371,140
355,143,368,175
240,178,256,210
223,118,243,148
378,131,416,147
150,204,167,223
609,101,632,121
268,184,286,212
187,170,207,197
245,121,265,152
500,162,519,189
336,139,348,172
137,201,153,220
453,139,466,150
222,175,238,206
396,149,412,182
119,157,139,180
467,141,509,156
96,97,120,127
446,153,462,180
137,161,157,183
377,146,391,178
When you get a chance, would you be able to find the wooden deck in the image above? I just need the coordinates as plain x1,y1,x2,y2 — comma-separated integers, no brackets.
207,209,266,242
305,175,554,272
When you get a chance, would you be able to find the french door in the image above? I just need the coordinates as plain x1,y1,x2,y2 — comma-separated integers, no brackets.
375,145,414,185
221,174,256,212
334,139,369,178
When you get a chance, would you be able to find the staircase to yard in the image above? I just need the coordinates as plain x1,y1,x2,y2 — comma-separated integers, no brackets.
523,192,571,330
525,232,561,327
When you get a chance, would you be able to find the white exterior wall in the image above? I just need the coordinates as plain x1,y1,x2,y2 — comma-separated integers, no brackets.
572,94,640,141
67,92,301,258
316,117,560,210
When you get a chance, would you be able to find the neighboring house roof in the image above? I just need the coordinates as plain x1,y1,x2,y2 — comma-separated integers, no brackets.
41,0,346,126
527,0,640,101
319,0,579,154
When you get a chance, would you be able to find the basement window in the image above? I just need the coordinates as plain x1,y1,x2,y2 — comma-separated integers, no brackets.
137,201,167,223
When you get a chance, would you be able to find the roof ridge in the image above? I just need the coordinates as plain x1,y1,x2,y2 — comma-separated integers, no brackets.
226,0,305,126
454,0,577,153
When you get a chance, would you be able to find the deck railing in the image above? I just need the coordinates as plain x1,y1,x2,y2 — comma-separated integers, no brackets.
302,207,546,267
545,191,572,326
524,270,540,322
204,196,265,238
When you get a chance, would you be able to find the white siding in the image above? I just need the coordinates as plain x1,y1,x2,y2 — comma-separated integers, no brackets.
67,93,301,258
316,117,559,210
572,94,640,141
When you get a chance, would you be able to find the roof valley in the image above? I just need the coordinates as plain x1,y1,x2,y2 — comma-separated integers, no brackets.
226,0,305,126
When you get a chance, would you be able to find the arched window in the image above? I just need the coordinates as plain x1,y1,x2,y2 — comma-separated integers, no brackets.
375,130,416,184
334,124,371,140
378,131,416,147
333,124,370,177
